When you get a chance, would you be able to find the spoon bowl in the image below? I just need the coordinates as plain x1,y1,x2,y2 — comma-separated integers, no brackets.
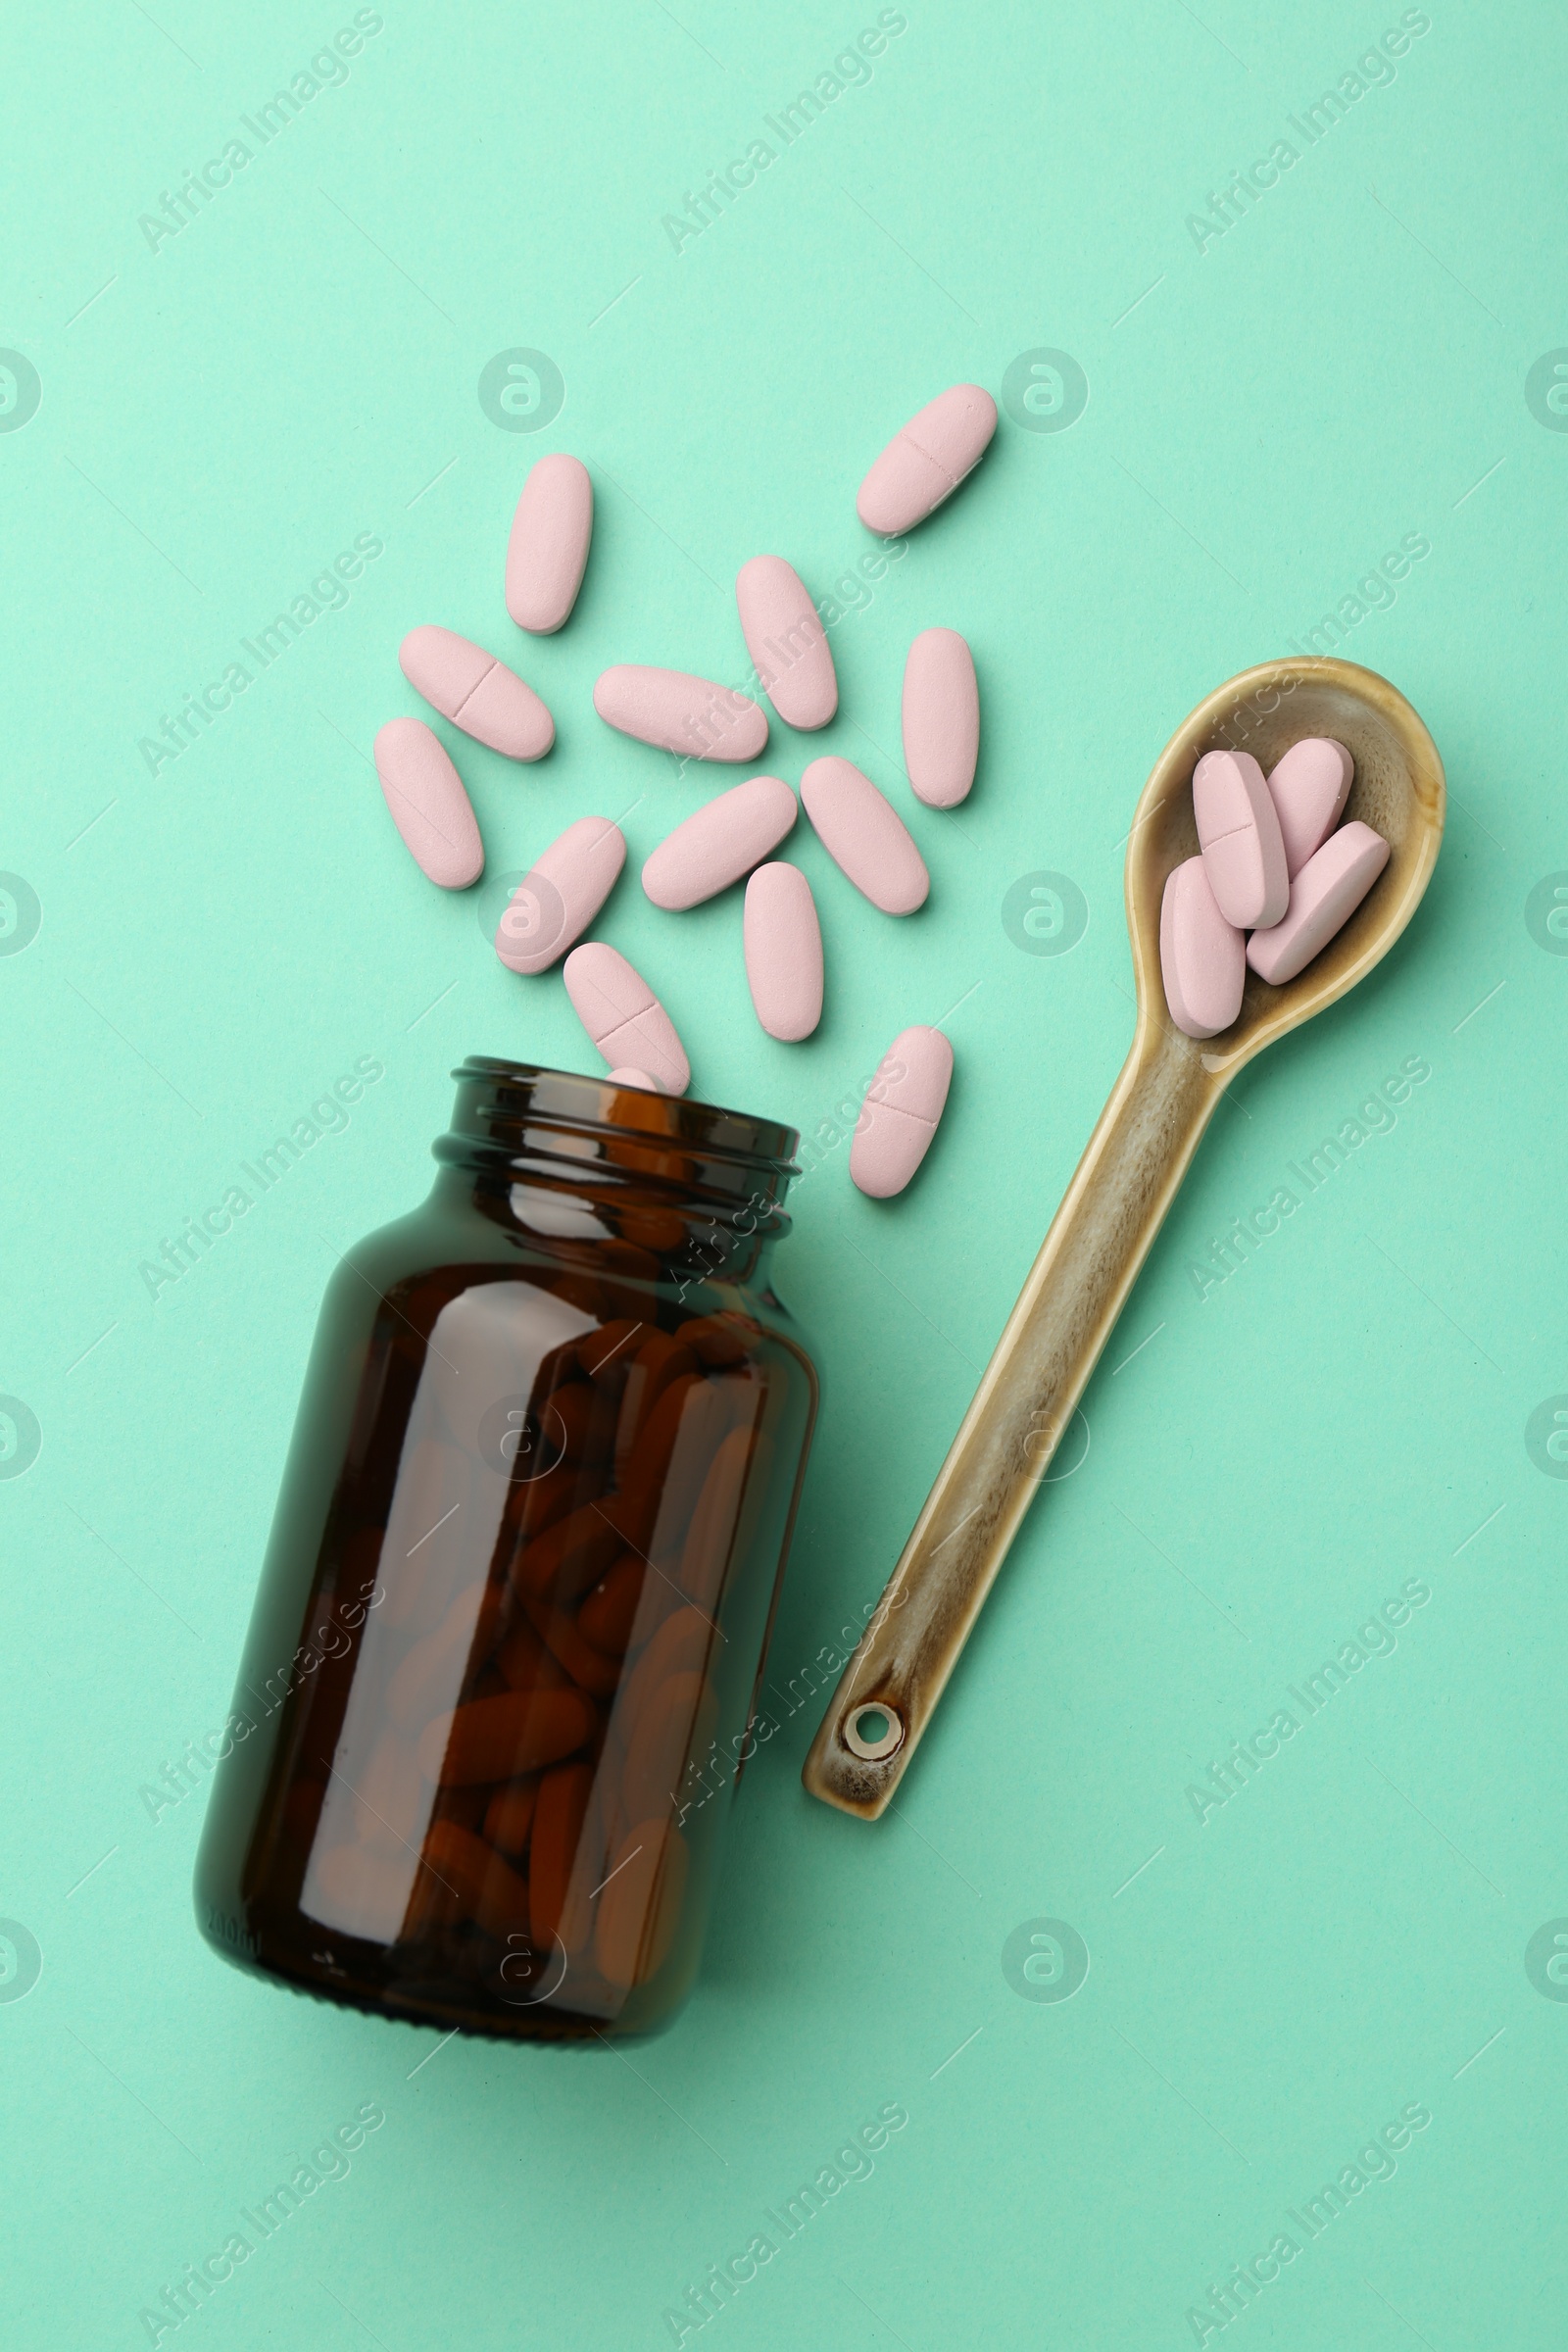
804,656,1445,1818
1130,657,1445,1071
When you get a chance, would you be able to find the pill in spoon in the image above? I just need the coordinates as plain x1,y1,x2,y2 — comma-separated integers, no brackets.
1247,821,1391,984
1159,856,1245,1039
1193,749,1289,929
1265,736,1353,877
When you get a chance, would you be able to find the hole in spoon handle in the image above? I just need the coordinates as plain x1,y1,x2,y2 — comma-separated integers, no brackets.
842,1701,904,1762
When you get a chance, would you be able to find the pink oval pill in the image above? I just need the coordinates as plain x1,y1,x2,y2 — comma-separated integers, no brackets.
506,453,593,634
398,625,554,761
564,943,690,1095
744,862,823,1042
1193,749,1289,929
734,557,837,730
857,384,998,535
1246,821,1391,985
1159,857,1246,1039
902,628,979,808
800,756,929,915
373,716,483,889
495,814,625,975
605,1066,659,1090
593,666,768,763
1265,737,1354,878
641,775,797,911
850,1027,954,1198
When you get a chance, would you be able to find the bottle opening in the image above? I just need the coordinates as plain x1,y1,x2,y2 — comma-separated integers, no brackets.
435,1059,802,1227
459,1058,799,1163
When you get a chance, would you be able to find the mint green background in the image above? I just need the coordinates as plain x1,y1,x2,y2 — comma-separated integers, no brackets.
4,3,1565,2344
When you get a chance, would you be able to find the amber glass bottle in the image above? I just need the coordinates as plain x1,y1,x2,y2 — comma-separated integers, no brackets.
195,1061,817,2040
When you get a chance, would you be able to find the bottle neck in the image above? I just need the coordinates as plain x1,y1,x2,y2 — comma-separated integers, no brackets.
430,1060,801,1287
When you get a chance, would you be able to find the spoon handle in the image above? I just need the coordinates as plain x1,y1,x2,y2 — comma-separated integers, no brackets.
803,1022,1222,1817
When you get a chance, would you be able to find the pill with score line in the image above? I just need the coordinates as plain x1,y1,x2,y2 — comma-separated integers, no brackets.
1246,820,1391,985
1159,856,1245,1039
495,815,625,974
564,942,691,1095
506,453,593,634
641,774,797,909
744,862,823,1041
800,756,929,914
373,716,484,889
593,666,768,762
399,626,554,761
1265,736,1354,877
1193,749,1289,929
857,384,998,536
734,557,837,730
850,1026,954,1197
902,627,979,808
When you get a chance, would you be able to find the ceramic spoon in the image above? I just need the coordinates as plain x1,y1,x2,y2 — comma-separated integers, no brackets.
803,656,1446,1818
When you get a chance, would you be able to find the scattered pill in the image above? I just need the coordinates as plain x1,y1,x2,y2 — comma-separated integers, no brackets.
495,814,625,975
1159,856,1246,1038
734,557,838,730
641,774,797,910
902,627,979,808
506,453,593,634
605,1066,659,1090
1194,749,1289,929
398,625,554,761
857,384,998,536
564,942,691,1095
1265,736,1354,878
593,665,768,762
850,1025,954,1197
744,862,823,1041
800,756,929,915
373,716,483,889
1246,820,1391,985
